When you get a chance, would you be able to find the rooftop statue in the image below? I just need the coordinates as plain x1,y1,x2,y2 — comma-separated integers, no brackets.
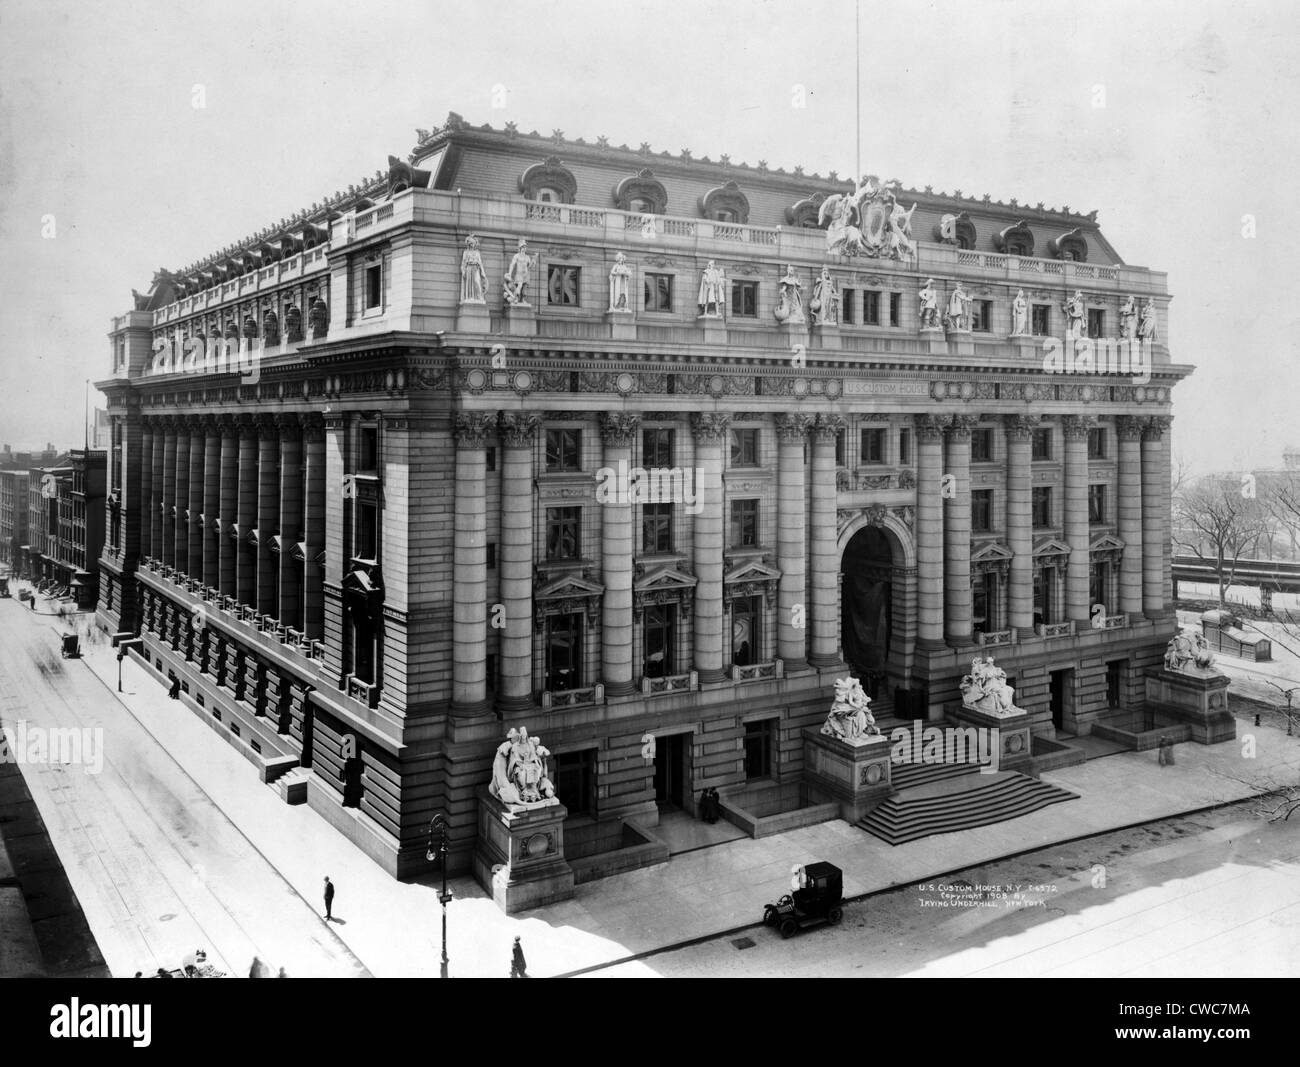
1164,630,1216,674
960,656,1025,717
821,676,882,744
489,726,558,809
818,175,917,261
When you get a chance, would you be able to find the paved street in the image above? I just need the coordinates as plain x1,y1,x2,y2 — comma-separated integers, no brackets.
583,809,1300,977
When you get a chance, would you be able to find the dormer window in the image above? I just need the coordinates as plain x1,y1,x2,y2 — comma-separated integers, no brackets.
713,209,737,223
519,157,578,204
698,180,750,224
629,197,653,213
536,187,560,203
614,169,668,215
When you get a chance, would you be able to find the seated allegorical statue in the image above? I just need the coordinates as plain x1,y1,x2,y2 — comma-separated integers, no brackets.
821,675,882,744
960,656,1024,717
488,726,558,809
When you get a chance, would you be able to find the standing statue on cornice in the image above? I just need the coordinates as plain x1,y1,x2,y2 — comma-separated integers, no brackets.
946,283,972,332
1062,290,1086,340
503,238,532,306
698,260,726,318
918,279,941,330
608,252,632,313
884,195,918,259
1138,298,1158,341
811,267,839,326
775,264,805,324
460,234,487,304
1119,295,1138,340
1011,289,1029,336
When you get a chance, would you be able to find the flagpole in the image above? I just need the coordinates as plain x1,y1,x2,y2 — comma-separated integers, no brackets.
855,0,861,182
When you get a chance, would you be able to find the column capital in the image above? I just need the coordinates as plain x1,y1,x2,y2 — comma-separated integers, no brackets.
1141,415,1172,440
690,412,731,442
301,412,325,442
914,413,950,440
1115,414,1145,441
236,414,259,440
812,413,845,441
254,413,279,439
214,413,239,438
453,411,496,448
598,411,641,447
946,414,981,438
1061,414,1096,439
775,412,814,441
497,410,542,447
275,413,302,439
1002,414,1039,438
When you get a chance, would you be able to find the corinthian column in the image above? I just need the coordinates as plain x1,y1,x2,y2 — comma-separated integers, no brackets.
1141,415,1170,619
255,415,281,617
915,415,947,649
775,412,812,671
1116,415,1144,615
235,416,259,606
451,412,494,716
301,414,326,638
809,415,843,667
160,418,177,567
217,415,239,597
187,421,205,578
599,412,640,696
497,411,539,712
944,415,978,645
277,414,303,627
1062,414,1094,625
149,419,165,562
139,419,155,561
691,412,730,683
1003,415,1036,630
202,417,221,588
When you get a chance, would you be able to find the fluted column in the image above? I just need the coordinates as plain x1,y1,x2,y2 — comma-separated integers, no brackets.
255,415,280,617
149,419,165,561
1116,415,1144,615
139,420,155,562
775,413,812,671
599,412,640,696
173,424,190,573
944,415,977,645
235,417,259,606
1004,415,1036,630
160,419,177,567
1062,414,1093,625
1141,415,1170,619
497,411,539,712
691,412,730,683
187,422,205,578
217,416,239,597
451,412,494,716
201,418,221,588
915,415,947,649
809,415,843,667
301,414,326,638
277,414,303,627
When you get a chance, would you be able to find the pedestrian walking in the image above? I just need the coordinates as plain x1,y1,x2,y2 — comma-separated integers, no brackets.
510,936,528,978
1157,735,1170,766
323,875,335,920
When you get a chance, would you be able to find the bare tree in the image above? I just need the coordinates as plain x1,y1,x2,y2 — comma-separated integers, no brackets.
1173,474,1269,605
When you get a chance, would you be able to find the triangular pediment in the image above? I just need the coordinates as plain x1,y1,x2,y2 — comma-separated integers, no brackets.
634,566,698,594
971,540,1015,564
1033,536,1072,558
723,559,783,584
1090,533,1125,553
536,573,606,600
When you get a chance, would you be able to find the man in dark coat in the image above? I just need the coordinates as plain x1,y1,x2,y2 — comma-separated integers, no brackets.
510,936,527,978
323,876,335,920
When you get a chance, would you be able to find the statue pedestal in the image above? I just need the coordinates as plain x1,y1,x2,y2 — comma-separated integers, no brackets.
697,314,726,344
606,311,636,341
951,704,1033,772
503,302,536,337
947,333,974,356
919,328,946,354
455,302,490,333
1145,668,1236,743
776,321,808,349
811,323,841,350
802,730,893,823
473,787,575,914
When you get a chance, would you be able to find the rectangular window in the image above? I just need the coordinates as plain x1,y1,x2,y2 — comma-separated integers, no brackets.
553,749,596,815
972,300,993,332
743,718,776,780
1106,659,1125,708
1031,427,1052,461
863,290,881,325
730,280,757,318
359,426,378,472
644,272,673,312
898,428,912,466
544,612,582,691
547,264,580,306
364,262,382,310
1087,308,1105,339
973,572,997,633
1034,566,1056,625
860,428,885,464
730,428,759,468
970,428,993,463
642,502,673,553
834,430,846,467
643,603,676,678
889,292,902,326
1032,487,1052,528
730,499,759,548
732,595,762,667
1088,483,1106,524
972,489,993,532
1087,427,1106,459
1091,561,1109,608
357,502,378,560
841,289,856,325
642,428,674,469
545,507,581,560
545,428,581,472
1032,304,1050,336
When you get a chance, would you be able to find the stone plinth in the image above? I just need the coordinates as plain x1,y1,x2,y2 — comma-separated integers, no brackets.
802,729,893,823
811,324,841,350
1145,668,1236,743
951,704,1033,772
921,330,946,354
455,302,490,333
606,311,636,341
776,321,808,349
503,303,536,337
697,315,726,344
473,787,575,914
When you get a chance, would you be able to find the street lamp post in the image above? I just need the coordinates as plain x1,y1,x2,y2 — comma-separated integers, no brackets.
427,813,452,978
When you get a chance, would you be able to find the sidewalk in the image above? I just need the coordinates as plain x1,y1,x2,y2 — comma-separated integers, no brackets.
21,594,1300,978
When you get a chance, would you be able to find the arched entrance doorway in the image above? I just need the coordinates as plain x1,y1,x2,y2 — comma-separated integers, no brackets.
841,526,893,697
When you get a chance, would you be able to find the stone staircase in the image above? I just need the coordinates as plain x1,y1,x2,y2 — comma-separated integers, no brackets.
857,770,1079,846
269,766,310,805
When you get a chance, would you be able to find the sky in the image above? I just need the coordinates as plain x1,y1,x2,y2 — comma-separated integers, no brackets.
0,0,1296,474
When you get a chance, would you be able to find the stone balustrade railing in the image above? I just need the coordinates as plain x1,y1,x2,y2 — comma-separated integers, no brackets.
641,671,699,695
540,683,606,709
732,660,784,683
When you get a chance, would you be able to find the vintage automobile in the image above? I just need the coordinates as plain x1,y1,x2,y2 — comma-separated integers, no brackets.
763,861,844,938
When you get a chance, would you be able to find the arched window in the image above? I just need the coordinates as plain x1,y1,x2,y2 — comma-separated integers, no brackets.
614,169,668,215
994,220,1036,258
519,157,578,204
698,180,750,224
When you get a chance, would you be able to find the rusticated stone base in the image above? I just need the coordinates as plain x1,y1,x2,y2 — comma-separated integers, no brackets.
802,729,893,823
473,788,575,915
1145,668,1236,744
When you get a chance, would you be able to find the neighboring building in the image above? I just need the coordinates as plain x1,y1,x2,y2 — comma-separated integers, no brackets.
0,469,29,570
23,458,69,584
96,112,1187,879
57,449,108,607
